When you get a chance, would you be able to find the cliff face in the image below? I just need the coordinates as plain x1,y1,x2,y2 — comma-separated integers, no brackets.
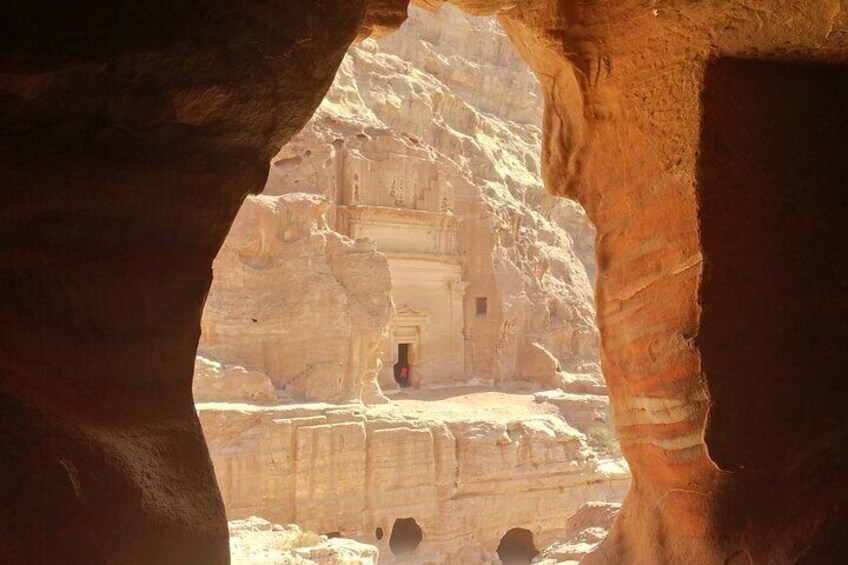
196,8,627,563
199,399,628,564
268,4,600,387
198,193,393,404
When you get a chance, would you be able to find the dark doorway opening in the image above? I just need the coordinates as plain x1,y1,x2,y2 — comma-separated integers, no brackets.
476,296,488,317
389,517,422,556
393,343,411,388
697,57,848,561
496,528,538,564
375,527,384,540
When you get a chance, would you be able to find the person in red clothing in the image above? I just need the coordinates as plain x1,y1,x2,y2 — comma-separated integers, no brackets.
397,365,410,387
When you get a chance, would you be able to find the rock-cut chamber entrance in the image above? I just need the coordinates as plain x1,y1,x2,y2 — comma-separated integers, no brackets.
697,56,848,559
389,518,423,556
393,343,412,387
496,528,539,564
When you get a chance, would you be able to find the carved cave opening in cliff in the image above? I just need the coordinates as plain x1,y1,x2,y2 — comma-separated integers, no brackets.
496,528,538,564
697,57,848,556
393,343,412,387
389,517,423,556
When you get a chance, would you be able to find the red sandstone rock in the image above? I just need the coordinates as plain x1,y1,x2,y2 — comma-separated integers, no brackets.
493,1,848,563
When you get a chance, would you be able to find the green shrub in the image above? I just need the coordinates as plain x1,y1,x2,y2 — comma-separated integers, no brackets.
588,426,621,454
292,531,325,549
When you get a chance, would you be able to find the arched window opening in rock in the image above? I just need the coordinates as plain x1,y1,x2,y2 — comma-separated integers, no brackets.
389,518,423,556
496,528,539,564
375,527,384,540
393,343,412,388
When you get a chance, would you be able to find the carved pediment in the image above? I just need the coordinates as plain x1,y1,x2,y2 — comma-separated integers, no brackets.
396,305,429,321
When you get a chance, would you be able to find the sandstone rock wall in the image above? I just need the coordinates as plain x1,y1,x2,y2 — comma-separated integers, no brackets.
266,4,600,390
195,8,630,564
198,193,394,404
199,402,629,564
487,1,848,563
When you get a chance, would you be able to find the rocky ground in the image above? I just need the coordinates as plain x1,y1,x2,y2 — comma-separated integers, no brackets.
229,517,379,565
227,500,622,565
200,384,628,564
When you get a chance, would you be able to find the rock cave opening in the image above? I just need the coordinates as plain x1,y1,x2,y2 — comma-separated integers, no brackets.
476,296,488,318
393,343,412,388
190,3,618,564
389,518,423,556
496,528,539,565
697,56,848,557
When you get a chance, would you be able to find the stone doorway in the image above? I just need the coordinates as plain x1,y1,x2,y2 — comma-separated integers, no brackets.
393,343,411,388
496,528,539,564
389,518,423,556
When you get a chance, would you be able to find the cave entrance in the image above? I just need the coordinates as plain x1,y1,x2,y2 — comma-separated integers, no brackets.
698,58,848,471
194,2,611,562
496,528,539,564
697,57,848,558
389,517,422,556
393,343,412,388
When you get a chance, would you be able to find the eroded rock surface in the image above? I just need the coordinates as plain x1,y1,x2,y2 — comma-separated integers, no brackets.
199,193,393,403
267,4,600,390
196,10,627,563
533,502,619,565
229,517,380,565
200,396,629,564
194,356,278,405
488,1,848,563
0,1,378,563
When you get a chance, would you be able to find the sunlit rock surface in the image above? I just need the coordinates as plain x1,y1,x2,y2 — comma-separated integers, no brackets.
5,0,847,562
199,193,394,404
267,4,600,389
532,503,620,565
229,517,380,565
197,6,627,564
200,396,628,564
492,1,848,563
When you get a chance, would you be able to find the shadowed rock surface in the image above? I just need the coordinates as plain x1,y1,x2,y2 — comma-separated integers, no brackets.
0,1,376,562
